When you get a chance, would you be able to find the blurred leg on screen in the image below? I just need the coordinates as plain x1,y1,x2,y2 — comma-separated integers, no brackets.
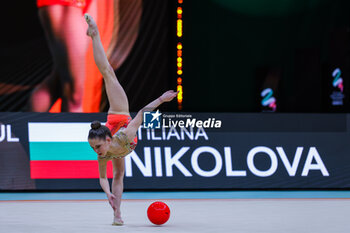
31,3,97,112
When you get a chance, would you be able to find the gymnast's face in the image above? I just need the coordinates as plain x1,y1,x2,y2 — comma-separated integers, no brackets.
88,137,111,156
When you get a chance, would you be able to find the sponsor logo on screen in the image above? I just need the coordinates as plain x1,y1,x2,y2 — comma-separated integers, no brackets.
330,68,344,106
261,88,277,112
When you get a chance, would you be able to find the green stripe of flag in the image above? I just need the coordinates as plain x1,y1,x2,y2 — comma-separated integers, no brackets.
29,142,97,161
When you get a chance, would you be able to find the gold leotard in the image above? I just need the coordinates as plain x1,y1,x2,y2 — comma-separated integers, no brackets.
98,114,137,160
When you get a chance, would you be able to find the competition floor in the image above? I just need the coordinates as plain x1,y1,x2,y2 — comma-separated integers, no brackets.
1,191,350,233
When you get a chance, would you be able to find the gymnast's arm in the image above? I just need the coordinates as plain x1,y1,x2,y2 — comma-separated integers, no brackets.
123,90,178,142
98,159,116,209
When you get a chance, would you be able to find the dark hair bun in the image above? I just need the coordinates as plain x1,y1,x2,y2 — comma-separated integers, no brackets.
91,121,102,130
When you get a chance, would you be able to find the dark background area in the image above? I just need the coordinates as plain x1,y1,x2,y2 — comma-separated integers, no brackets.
182,0,350,112
1,0,350,112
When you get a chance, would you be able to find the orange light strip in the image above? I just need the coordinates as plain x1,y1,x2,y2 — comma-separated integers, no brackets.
177,0,183,110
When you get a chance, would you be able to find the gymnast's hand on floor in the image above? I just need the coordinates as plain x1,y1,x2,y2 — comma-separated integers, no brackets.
160,90,178,103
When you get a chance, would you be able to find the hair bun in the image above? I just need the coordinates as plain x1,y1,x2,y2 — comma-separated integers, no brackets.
91,121,101,130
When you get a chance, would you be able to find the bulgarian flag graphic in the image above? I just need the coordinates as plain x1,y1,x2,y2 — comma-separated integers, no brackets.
28,123,113,179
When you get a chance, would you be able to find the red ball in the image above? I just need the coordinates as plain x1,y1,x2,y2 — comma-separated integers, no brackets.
147,201,170,225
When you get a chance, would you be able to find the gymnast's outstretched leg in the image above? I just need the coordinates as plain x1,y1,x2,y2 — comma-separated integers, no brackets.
85,13,130,115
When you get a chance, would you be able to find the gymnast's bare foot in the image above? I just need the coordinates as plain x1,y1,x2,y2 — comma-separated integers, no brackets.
112,215,124,226
84,13,98,38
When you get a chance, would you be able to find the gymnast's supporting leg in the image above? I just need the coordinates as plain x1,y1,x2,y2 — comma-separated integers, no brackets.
111,158,125,225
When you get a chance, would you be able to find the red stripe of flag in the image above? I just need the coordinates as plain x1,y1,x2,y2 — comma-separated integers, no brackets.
30,161,114,179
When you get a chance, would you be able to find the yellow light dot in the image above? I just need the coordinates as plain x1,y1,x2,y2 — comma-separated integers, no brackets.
177,19,183,38
177,85,183,100
177,19,182,27
177,43,183,50
177,62,182,68
177,57,182,63
177,7,183,15
177,70,183,75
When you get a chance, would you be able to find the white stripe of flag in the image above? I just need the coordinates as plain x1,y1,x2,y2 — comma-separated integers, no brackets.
28,123,105,142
